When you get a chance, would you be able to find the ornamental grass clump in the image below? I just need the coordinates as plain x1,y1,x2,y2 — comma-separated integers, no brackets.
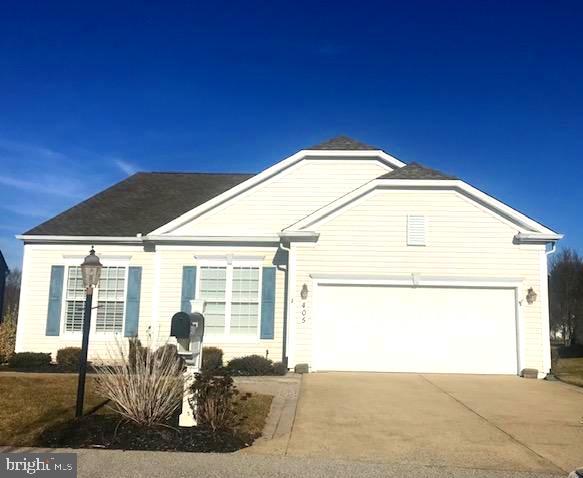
94,337,184,427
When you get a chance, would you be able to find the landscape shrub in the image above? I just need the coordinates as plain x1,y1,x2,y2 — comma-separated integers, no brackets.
155,343,184,367
8,352,51,369
272,361,288,376
56,347,82,371
557,343,583,358
128,338,146,371
202,347,223,372
190,370,239,431
226,355,274,376
0,313,17,363
94,337,184,426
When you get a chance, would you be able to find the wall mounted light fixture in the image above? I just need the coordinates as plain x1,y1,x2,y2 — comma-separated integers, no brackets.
526,287,537,304
300,283,309,300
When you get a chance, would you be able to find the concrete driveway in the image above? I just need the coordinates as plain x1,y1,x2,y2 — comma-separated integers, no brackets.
283,373,583,474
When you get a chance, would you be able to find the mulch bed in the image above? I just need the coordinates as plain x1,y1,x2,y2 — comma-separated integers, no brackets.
37,413,254,453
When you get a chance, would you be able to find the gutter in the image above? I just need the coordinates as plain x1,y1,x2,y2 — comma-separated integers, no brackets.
513,232,564,245
16,234,282,244
278,231,319,242
144,234,280,243
16,235,143,244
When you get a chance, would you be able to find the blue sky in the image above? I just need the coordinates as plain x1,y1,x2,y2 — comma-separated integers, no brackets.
0,1,581,268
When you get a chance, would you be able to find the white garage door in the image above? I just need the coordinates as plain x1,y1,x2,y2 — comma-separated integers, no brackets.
313,284,518,374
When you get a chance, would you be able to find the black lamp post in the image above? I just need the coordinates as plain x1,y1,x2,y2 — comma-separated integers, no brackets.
75,247,102,418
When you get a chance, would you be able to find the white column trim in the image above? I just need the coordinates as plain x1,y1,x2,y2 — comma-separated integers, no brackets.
151,250,161,346
285,245,297,367
540,251,552,376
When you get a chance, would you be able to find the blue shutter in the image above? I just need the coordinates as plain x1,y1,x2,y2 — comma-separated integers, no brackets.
124,267,142,337
181,266,197,313
260,267,276,339
46,265,65,336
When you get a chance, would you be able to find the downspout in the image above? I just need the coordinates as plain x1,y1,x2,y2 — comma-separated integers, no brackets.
542,241,558,378
279,241,296,368
276,243,289,365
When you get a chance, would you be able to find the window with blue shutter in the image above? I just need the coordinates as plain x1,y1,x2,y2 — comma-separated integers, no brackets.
260,267,276,339
124,267,142,337
46,265,65,336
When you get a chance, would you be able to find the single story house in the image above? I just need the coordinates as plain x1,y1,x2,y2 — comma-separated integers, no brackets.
15,136,562,377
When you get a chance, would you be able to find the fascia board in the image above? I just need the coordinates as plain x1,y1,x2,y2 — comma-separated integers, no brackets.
16,234,281,244
290,179,559,235
149,149,403,235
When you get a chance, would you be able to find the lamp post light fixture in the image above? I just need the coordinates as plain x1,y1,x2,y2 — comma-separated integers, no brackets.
75,247,102,418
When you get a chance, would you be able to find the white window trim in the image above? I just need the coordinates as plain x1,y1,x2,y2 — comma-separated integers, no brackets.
196,258,263,342
60,258,130,337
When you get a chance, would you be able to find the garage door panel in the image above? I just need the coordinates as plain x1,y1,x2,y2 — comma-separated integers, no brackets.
313,285,517,374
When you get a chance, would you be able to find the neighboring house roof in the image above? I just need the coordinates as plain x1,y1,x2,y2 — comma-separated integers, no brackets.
24,172,254,236
308,135,378,151
378,162,457,180
0,251,8,274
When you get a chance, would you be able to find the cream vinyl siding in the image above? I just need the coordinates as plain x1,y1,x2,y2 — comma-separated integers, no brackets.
155,245,285,362
169,159,391,235
16,244,285,363
16,244,154,361
292,188,547,372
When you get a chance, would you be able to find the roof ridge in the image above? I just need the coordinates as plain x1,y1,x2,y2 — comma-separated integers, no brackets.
135,171,256,176
308,135,379,151
378,162,457,180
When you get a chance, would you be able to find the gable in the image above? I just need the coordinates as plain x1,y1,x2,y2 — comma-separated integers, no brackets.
165,157,394,235
286,179,560,242
20,136,404,240
315,188,523,241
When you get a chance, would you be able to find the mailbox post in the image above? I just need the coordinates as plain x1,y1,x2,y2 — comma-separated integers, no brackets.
170,299,205,427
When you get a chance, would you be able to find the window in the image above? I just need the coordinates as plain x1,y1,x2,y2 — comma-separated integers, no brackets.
65,266,85,332
64,265,127,333
407,215,426,246
199,266,227,335
231,267,260,336
198,264,261,337
96,266,126,332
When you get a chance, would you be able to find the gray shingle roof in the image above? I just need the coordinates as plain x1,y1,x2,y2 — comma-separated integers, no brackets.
24,172,254,236
308,135,378,150
378,162,456,180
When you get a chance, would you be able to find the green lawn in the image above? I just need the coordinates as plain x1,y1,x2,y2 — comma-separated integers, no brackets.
553,357,583,387
0,374,272,447
235,393,273,438
0,375,105,446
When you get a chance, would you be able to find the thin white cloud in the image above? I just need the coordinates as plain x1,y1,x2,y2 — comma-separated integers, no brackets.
0,224,20,231
0,138,67,160
0,175,83,199
1,204,53,218
114,159,139,176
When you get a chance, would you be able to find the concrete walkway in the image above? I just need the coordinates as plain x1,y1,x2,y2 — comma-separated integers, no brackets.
235,374,301,442
67,449,573,478
0,447,566,478
277,373,583,474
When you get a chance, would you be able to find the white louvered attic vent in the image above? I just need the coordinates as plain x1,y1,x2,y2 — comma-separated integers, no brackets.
407,215,426,246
